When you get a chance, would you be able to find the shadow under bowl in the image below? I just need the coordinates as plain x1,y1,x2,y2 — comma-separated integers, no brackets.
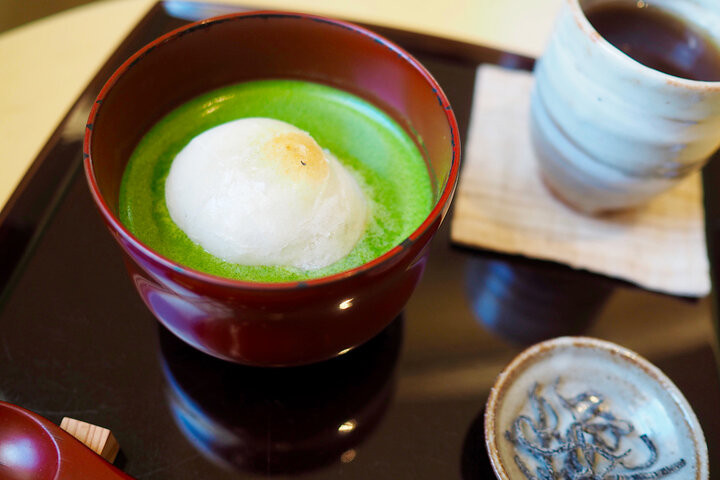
83,11,460,366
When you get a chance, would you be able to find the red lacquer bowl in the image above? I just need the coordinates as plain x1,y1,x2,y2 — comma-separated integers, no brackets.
83,11,460,366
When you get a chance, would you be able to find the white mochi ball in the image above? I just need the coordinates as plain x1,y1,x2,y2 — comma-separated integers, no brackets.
165,117,367,270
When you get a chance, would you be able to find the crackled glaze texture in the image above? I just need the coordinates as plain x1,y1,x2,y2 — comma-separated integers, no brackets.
531,0,720,213
485,337,708,480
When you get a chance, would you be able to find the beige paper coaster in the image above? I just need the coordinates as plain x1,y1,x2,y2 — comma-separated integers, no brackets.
450,64,710,297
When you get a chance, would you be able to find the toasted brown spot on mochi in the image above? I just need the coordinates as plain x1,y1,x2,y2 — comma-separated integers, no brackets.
263,132,329,183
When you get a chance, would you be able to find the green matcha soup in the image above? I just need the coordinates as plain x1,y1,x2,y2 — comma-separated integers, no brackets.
119,79,432,282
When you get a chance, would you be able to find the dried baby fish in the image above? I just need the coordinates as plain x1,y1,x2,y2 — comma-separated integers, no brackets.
505,378,686,480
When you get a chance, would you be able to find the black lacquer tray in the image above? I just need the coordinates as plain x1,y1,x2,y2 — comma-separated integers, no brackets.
1,2,718,478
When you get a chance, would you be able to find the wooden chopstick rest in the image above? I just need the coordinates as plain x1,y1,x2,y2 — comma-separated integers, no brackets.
60,417,120,462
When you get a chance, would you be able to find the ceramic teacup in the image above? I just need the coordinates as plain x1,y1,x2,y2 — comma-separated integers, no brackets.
531,0,720,213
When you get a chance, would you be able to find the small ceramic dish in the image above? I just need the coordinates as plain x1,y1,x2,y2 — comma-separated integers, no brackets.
485,336,708,479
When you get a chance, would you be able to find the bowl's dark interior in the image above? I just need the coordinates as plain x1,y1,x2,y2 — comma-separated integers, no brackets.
90,13,455,213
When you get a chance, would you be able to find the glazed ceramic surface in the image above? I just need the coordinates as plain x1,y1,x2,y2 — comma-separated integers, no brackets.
83,11,460,366
531,0,720,213
485,337,708,480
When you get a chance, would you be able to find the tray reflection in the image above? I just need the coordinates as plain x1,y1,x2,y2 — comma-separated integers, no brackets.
157,316,403,475
466,257,614,345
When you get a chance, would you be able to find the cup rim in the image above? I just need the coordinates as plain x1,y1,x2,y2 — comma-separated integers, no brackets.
83,10,460,291
483,336,709,480
566,0,720,90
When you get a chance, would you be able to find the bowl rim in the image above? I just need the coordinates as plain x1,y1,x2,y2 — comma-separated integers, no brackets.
83,10,461,291
483,336,709,480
